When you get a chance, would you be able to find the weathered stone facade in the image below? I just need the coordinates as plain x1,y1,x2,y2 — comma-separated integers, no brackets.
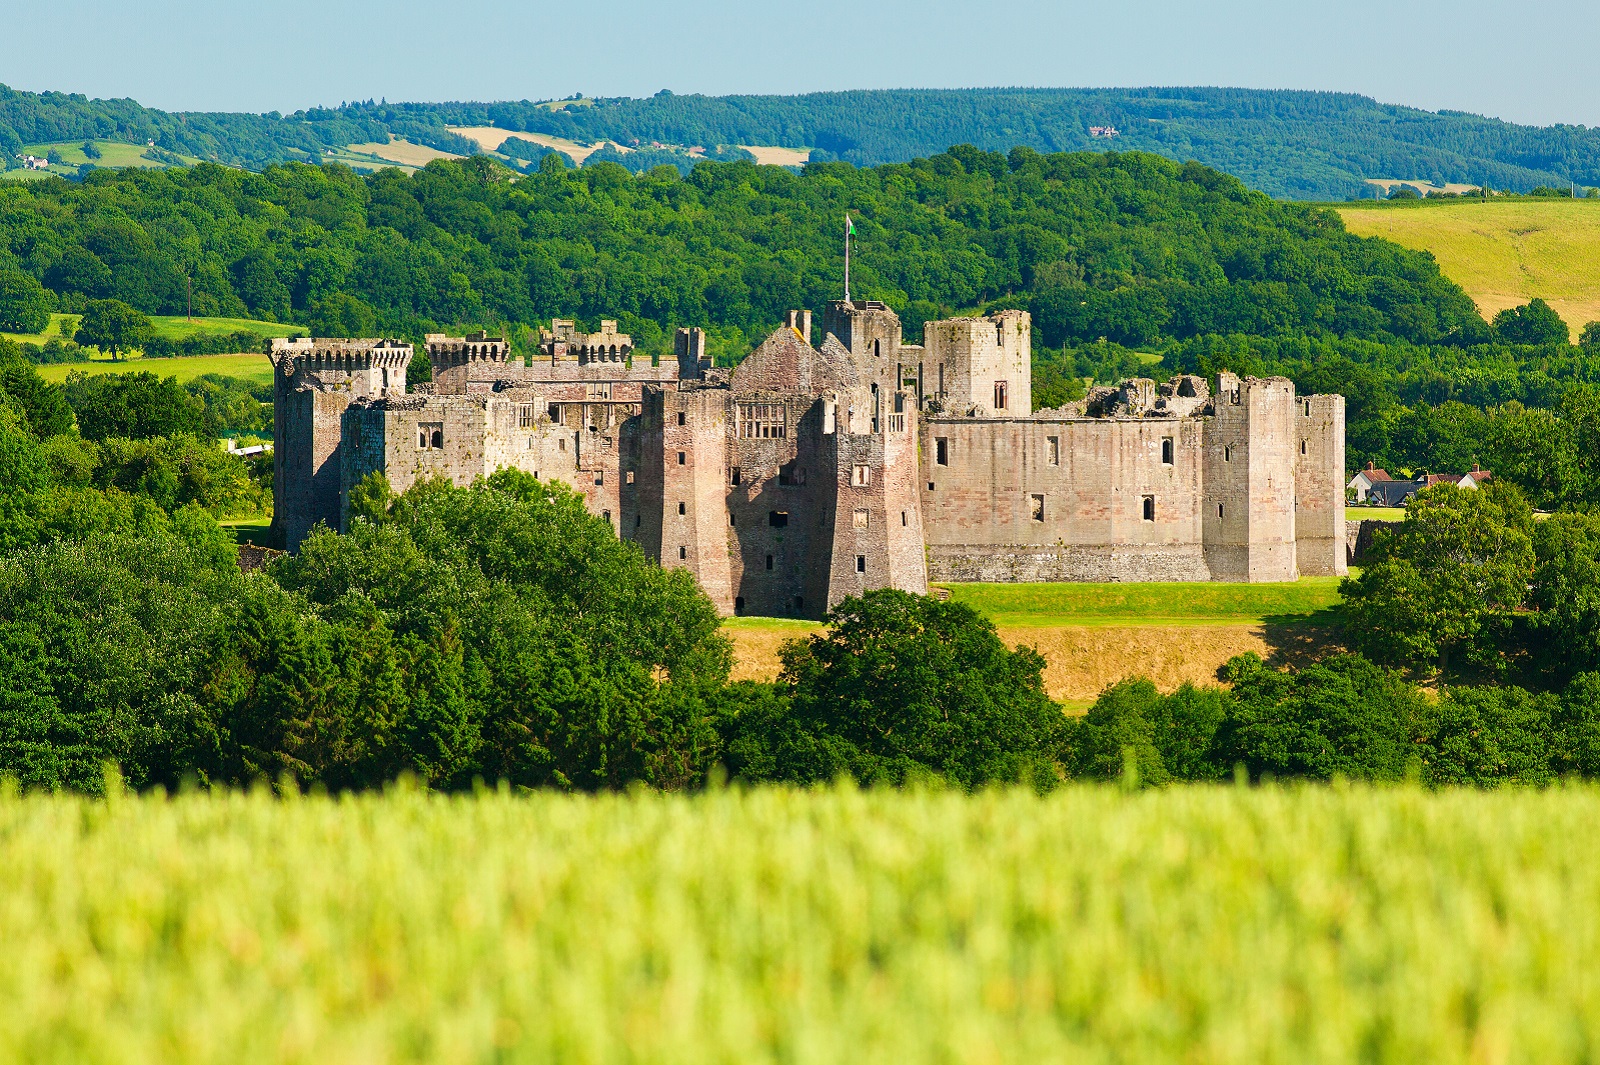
272,301,1346,618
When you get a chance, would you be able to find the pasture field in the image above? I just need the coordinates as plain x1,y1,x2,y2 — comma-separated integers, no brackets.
33,352,272,388
1338,198,1600,334
724,578,1345,700
5,784,1600,1064
5,315,298,349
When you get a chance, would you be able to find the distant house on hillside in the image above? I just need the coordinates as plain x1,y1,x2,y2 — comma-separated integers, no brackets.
1089,126,1120,138
1365,466,1493,507
19,154,48,170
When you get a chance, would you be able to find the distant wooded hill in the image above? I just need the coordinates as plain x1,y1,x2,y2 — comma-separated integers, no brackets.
6,84,1600,199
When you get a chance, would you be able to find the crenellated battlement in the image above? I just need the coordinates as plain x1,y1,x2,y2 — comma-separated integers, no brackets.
269,337,413,375
426,331,510,376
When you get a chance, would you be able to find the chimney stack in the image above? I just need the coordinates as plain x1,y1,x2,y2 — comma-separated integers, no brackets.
787,309,813,345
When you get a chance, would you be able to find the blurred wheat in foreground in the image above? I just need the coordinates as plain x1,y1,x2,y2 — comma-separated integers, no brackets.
1,781,1594,1064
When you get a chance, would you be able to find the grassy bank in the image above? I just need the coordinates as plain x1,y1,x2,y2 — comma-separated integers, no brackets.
3,784,1598,1063
941,576,1345,627
32,352,272,388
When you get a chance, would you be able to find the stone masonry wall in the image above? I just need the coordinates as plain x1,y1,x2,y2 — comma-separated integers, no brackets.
1294,393,1348,577
921,414,1212,583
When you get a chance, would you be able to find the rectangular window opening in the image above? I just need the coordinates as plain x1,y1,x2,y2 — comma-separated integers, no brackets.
1142,495,1156,522
678,546,687,560
1162,438,1174,465
626,470,635,484
677,411,686,426
765,554,774,571
769,511,788,528
993,381,1008,410
678,502,686,515
856,555,866,573
677,452,686,465
1047,436,1059,466
935,438,948,466
852,465,870,487
1030,494,1045,522
853,508,869,529
730,467,741,486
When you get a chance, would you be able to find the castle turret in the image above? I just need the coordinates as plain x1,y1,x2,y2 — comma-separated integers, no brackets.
269,337,413,551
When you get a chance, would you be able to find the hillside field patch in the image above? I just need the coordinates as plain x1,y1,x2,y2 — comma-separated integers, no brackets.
1339,198,1600,335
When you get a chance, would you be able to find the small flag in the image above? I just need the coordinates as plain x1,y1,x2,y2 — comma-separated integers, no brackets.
846,215,855,235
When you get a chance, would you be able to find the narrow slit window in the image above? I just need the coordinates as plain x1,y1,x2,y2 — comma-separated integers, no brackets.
1162,438,1174,464
1047,436,1059,465
765,554,774,571
679,546,687,560
901,511,908,527
1142,495,1156,522
856,555,866,573
678,502,686,515
1301,439,1307,455
730,467,741,486
677,411,686,426
993,381,1008,410
1217,503,1224,518
936,438,948,466
677,452,686,465
1223,445,1231,462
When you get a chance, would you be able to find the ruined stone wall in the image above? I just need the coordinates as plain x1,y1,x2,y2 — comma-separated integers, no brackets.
1294,393,1348,577
650,386,736,613
723,392,824,618
275,384,355,550
921,414,1211,582
825,394,927,607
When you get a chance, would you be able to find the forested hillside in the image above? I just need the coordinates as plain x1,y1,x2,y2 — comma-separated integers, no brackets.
0,147,1480,354
9,84,1600,198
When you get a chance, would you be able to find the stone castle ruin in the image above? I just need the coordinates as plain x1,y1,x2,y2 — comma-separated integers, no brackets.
271,301,1345,617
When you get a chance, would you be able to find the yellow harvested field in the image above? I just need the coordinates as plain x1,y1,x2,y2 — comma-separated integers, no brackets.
447,127,602,163
1364,178,1483,197
345,138,461,167
741,145,811,166
1339,199,1600,334
725,622,1331,703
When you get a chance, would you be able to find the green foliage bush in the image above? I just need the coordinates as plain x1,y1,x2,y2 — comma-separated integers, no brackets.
722,590,1064,790
64,370,205,441
0,269,52,333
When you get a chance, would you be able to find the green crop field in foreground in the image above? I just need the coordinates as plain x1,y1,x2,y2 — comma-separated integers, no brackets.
4,785,1599,1063
940,575,1345,626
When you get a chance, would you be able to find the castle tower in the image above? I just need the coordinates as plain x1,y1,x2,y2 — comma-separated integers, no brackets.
1294,393,1348,577
1201,373,1299,582
921,310,1031,415
269,337,413,551
674,326,709,380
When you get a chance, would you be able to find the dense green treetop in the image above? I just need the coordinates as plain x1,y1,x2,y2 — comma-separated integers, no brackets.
0,150,1481,354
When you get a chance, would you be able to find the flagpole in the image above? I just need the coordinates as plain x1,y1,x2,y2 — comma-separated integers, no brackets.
844,214,851,302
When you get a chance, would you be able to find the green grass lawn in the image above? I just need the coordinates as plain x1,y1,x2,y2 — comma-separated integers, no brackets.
219,514,274,546
33,352,273,388
5,314,299,349
940,577,1346,627
5,785,1599,1063
149,315,303,340
1349,506,1407,521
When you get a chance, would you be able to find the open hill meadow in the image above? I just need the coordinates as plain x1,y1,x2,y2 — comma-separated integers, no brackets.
1338,198,1600,335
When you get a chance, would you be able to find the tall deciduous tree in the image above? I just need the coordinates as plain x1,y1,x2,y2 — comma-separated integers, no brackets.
1341,481,1535,670
74,299,152,360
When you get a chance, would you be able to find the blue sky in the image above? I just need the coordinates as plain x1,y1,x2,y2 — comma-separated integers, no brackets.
2,0,1596,127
